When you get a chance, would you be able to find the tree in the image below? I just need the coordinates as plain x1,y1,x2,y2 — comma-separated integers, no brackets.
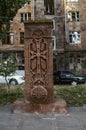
0,0,30,40
0,55,17,88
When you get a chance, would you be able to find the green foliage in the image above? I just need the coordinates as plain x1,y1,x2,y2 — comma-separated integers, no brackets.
0,55,17,87
0,55,16,76
0,0,30,39
0,84,24,105
54,85,86,106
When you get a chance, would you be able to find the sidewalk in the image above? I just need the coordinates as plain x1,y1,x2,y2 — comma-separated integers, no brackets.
0,104,86,130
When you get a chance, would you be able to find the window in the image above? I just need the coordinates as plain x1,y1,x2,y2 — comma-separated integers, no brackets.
77,58,81,63
82,60,86,69
20,13,31,22
44,0,54,15
67,0,78,2
2,32,14,45
20,32,24,44
70,58,73,63
16,52,24,65
10,33,14,44
68,12,79,22
52,19,55,30
2,52,9,60
52,36,56,50
69,32,81,44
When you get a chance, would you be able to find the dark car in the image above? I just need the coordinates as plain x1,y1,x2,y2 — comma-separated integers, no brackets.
54,71,85,85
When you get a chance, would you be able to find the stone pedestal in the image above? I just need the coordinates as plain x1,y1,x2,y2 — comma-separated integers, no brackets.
13,98,67,114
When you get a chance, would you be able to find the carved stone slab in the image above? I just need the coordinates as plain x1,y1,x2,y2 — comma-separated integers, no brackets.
24,22,53,104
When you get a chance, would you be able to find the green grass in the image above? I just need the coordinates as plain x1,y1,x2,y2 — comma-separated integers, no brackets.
0,84,86,106
54,85,86,107
0,84,25,105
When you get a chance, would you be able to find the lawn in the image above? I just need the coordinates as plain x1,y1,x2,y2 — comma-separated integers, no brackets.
0,84,24,105
54,84,86,106
0,84,86,106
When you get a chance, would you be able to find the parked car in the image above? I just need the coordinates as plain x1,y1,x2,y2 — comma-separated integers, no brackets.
54,70,85,85
0,70,25,85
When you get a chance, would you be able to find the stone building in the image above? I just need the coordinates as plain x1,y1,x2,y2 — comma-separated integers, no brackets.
0,0,86,77
64,0,86,76
0,3,32,70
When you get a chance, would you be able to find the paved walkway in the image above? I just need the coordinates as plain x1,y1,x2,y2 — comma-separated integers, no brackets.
0,104,86,130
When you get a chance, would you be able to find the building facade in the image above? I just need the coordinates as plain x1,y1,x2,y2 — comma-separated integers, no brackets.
0,0,86,77
0,3,32,70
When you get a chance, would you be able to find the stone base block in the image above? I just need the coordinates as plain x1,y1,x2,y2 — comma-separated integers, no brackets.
13,98,67,114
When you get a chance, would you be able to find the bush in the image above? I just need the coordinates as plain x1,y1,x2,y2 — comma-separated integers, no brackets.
0,84,24,105
54,85,86,107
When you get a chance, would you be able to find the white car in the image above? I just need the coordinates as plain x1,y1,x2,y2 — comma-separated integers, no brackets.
0,70,25,85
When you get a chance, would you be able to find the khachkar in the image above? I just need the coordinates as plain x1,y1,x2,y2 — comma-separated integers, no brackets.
13,21,67,113
24,21,54,104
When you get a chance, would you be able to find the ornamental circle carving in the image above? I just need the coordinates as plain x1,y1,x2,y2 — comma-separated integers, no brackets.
31,86,48,103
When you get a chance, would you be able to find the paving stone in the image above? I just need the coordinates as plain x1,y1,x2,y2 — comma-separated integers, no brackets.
0,105,86,130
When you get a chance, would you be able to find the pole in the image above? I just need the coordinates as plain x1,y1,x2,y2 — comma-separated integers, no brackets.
64,0,67,43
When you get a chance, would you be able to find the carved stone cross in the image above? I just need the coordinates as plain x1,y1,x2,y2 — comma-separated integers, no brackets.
24,22,53,104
